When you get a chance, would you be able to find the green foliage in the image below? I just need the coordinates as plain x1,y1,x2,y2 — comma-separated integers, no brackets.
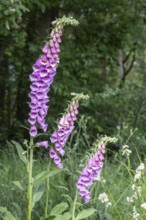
50,202,68,216
33,169,62,185
12,181,24,191
32,182,45,208
0,207,16,220
1,134,146,219
1,1,146,219
75,208,97,220
0,0,29,34
0,0,146,144
11,141,28,165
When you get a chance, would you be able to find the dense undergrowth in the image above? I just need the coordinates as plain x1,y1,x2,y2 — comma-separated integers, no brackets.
1,122,146,219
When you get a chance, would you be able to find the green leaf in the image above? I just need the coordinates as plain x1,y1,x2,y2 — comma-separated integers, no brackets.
33,170,49,185
11,203,22,217
32,182,45,208
61,212,71,220
33,169,62,185
52,212,71,220
76,208,96,220
50,202,68,216
105,213,113,220
48,169,62,178
0,207,16,220
61,194,73,204
52,216,62,220
12,141,28,165
39,217,55,220
55,186,69,191
12,181,24,191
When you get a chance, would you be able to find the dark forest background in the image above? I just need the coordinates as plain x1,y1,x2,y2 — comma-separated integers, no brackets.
1,0,146,152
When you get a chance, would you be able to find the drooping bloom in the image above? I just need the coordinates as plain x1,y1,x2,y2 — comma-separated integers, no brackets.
28,25,63,137
50,100,79,168
28,16,79,137
49,147,63,169
76,144,106,203
37,141,48,148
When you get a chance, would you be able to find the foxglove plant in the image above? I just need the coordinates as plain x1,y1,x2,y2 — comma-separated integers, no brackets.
27,16,79,220
76,137,117,203
50,93,89,169
13,15,118,220
40,93,89,218
28,16,79,137
71,137,117,220
76,143,106,203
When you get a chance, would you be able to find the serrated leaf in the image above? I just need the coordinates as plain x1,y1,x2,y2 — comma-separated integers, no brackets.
0,207,16,220
12,141,28,165
32,182,45,208
50,202,68,216
76,208,96,220
12,181,24,190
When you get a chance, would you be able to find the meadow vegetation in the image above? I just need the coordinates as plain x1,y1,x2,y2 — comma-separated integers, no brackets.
1,1,146,220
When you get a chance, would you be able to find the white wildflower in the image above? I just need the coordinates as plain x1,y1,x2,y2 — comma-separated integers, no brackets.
132,184,135,190
134,173,141,182
122,145,132,156
122,145,129,150
122,149,132,156
136,186,142,195
98,193,112,208
98,193,109,203
127,196,134,203
132,193,138,200
134,163,144,182
132,186,142,197
136,163,145,172
133,206,140,219
141,203,146,210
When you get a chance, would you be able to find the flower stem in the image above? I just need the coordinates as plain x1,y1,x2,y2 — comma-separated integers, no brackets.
28,138,34,220
72,190,78,220
44,160,51,218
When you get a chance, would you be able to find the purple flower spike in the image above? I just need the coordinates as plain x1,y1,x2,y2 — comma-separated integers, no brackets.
37,141,48,148
29,125,37,137
28,23,64,137
49,148,63,168
50,100,79,168
42,44,49,54
76,144,106,203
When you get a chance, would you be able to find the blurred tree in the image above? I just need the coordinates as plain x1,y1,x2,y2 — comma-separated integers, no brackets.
0,0,146,145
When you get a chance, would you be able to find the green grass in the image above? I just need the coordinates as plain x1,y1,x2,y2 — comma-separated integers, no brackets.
0,138,146,220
